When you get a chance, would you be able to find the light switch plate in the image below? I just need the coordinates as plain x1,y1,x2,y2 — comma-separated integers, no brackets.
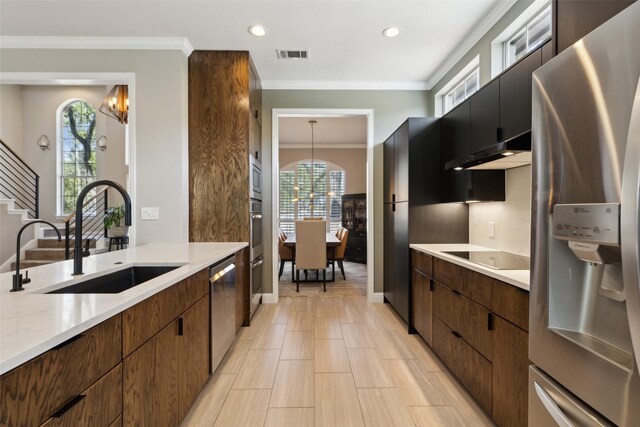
141,207,159,220
488,222,495,239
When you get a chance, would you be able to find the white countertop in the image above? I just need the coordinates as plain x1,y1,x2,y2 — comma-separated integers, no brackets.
0,242,247,375
409,244,530,291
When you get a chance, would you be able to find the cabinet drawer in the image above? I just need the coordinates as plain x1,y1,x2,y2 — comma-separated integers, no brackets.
411,250,432,277
433,258,492,307
411,269,433,345
491,279,529,331
40,364,122,427
1,315,122,427
123,269,208,356
434,282,492,361
434,318,492,414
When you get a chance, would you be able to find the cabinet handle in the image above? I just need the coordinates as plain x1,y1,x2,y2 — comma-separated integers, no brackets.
52,394,86,418
497,127,503,141
392,203,396,212
178,317,184,336
429,280,434,292
52,334,84,351
487,312,494,331
392,194,395,203
451,330,462,339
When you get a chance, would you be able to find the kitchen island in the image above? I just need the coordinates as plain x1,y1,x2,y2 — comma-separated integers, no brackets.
0,242,247,426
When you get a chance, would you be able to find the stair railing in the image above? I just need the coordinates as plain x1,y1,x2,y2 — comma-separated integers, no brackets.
63,186,109,259
0,139,39,218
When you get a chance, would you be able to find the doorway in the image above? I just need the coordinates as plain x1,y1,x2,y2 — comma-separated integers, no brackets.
271,109,374,303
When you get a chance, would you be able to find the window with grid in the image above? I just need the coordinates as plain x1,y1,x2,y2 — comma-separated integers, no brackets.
329,171,345,234
504,4,551,68
59,100,97,215
443,67,480,114
279,170,295,234
279,161,345,233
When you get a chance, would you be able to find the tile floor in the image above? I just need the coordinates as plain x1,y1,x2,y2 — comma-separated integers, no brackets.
181,262,494,426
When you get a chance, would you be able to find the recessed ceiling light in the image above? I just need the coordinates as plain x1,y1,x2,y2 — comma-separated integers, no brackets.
248,25,267,37
382,27,400,38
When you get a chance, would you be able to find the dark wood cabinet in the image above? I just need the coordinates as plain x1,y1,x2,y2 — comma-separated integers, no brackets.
124,319,180,427
0,315,122,427
342,193,367,263
470,79,500,152
492,316,529,427
123,275,211,426
555,0,636,54
411,250,434,346
178,296,211,420
391,201,409,321
412,253,529,427
394,122,410,203
441,99,470,163
383,203,396,308
499,49,542,141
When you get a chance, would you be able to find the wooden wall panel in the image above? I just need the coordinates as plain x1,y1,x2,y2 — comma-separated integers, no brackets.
189,51,251,243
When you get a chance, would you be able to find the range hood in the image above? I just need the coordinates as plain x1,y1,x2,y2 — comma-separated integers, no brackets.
445,130,531,170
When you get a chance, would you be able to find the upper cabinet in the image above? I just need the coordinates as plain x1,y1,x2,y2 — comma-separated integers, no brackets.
383,133,395,204
498,48,542,141
555,0,636,54
469,79,500,152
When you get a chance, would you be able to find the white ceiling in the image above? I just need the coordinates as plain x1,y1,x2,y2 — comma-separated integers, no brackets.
0,0,511,90
279,116,367,148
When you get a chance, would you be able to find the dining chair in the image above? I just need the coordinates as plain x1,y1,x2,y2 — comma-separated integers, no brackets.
334,227,349,280
278,230,294,279
294,220,327,292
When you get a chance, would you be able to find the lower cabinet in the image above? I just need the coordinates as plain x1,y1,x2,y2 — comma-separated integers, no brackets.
123,293,210,426
410,249,530,427
0,262,222,427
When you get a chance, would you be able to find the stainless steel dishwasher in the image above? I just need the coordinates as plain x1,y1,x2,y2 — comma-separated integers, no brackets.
210,255,236,373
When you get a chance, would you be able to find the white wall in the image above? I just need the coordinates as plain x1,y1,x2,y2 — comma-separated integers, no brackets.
469,165,531,255
0,84,24,155
279,148,366,194
0,49,190,245
18,85,127,221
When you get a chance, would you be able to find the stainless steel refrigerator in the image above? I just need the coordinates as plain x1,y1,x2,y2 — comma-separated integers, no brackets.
530,2,640,425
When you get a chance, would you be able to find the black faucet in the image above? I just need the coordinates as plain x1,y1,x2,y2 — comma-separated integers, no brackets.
73,180,132,275
12,220,61,292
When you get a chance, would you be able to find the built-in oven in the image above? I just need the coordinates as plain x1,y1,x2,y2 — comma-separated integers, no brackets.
249,199,263,317
249,155,262,201
250,200,263,261
250,255,263,317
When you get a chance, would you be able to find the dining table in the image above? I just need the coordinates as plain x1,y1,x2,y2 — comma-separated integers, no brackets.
283,232,341,282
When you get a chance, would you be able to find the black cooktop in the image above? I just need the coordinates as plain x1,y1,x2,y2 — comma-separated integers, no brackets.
444,251,530,270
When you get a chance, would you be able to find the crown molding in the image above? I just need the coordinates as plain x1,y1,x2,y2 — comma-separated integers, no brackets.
262,80,429,91
0,37,194,56
425,0,517,90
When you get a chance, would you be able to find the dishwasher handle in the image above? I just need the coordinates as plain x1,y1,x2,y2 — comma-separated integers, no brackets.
209,256,236,283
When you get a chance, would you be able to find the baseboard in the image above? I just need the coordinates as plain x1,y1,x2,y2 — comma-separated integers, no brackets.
370,292,384,303
261,293,276,304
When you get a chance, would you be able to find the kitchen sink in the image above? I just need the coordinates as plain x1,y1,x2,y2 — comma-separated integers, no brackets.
47,266,180,294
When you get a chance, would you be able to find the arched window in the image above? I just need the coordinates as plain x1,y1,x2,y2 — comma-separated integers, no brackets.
58,100,97,215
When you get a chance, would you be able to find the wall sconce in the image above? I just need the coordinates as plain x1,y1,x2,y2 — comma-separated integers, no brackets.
37,135,50,151
99,85,129,124
97,135,108,151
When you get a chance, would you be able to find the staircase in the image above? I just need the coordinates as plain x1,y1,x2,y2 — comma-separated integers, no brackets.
12,237,98,270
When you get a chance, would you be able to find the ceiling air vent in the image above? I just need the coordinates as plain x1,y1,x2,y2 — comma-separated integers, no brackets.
276,49,309,59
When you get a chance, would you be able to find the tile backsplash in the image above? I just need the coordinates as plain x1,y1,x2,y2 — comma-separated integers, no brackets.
469,165,531,256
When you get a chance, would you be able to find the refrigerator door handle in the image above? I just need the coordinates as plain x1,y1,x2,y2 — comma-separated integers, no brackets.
534,382,575,427
621,76,640,370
